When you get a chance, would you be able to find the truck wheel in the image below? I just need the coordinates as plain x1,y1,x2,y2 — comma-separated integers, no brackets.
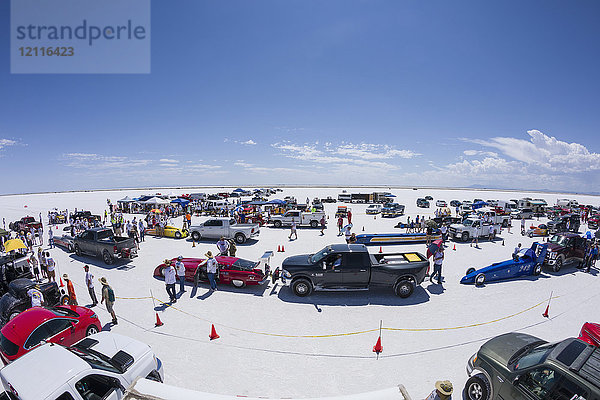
75,245,82,257
310,220,318,228
292,279,312,297
103,250,114,265
67,244,74,252
232,280,245,288
464,375,490,400
8,308,25,321
475,273,486,286
466,267,476,275
191,231,201,242
234,233,246,244
274,220,282,228
86,325,99,336
533,263,542,276
175,231,182,239
553,257,563,273
395,280,414,298
461,232,469,242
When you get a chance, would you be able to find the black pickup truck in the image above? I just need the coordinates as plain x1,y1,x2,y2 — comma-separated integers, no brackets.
73,227,138,265
279,244,429,298
0,278,68,326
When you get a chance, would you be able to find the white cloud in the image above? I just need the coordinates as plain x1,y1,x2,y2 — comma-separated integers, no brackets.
465,130,600,173
240,140,257,145
335,143,419,160
463,150,498,157
0,139,18,149
159,158,179,163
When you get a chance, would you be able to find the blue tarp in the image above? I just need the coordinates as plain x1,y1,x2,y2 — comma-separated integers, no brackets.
266,199,286,205
472,201,488,209
171,198,190,206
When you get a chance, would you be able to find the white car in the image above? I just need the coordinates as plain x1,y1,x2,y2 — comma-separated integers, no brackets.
366,204,383,214
436,200,447,207
0,332,163,400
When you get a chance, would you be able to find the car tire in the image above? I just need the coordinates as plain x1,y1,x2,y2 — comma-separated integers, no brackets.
395,280,414,298
475,273,486,286
75,245,82,257
175,231,182,239
67,244,74,252
103,250,114,265
86,325,99,336
553,257,563,273
528,232,533,238
310,220,318,228
273,220,282,228
464,375,491,400
234,233,246,244
462,232,469,242
191,231,201,242
232,280,245,288
466,267,476,275
159,267,166,277
533,263,542,276
8,308,25,321
292,278,312,297
60,295,70,305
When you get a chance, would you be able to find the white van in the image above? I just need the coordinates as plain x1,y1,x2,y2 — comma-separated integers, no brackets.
206,200,230,212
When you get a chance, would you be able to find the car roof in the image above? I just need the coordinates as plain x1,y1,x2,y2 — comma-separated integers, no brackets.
0,342,89,399
1,306,81,344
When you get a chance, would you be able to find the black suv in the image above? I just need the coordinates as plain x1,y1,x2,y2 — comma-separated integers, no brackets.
547,214,581,234
465,332,600,400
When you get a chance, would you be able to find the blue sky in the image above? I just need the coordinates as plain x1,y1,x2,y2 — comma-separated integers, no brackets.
1,0,600,194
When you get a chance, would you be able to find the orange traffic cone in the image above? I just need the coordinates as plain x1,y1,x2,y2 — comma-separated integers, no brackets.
542,304,549,318
155,312,164,327
452,244,456,251
281,245,285,252
192,239,196,248
373,336,383,354
209,324,220,340
379,246,383,253
59,277,65,287
277,245,281,252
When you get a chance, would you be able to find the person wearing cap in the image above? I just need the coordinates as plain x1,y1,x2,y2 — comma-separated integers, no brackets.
63,274,78,305
27,284,43,307
425,380,453,400
216,237,229,256
205,251,218,291
163,260,177,303
175,256,186,293
84,265,98,306
100,277,117,324
45,252,56,282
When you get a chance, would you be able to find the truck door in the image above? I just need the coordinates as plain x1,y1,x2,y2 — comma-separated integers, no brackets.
78,231,95,254
573,237,586,261
341,253,370,287
202,219,222,239
320,254,344,288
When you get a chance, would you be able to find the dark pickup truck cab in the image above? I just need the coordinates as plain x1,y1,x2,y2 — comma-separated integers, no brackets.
0,278,68,326
465,332,600,400
280,244,429,298
544,233,586,272
73,227,138,265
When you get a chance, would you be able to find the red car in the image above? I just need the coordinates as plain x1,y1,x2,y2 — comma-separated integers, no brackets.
578,322,600,347
154,256,268,288
0,305,101,364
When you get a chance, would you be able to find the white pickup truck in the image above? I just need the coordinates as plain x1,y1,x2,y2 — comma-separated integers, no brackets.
0,332,163,400
190,217,260,244
448,217,501,242
270,210,325,228
472,208,511,227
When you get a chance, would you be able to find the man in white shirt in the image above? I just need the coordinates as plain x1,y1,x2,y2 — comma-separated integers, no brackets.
84,265,98,306
205,251,218,291
430,247,444,285
45,252,56,282
164,260,177,302
175,256,186,292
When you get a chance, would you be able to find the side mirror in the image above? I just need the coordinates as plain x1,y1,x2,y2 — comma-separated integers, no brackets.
108,377,125,391
322,262,327,270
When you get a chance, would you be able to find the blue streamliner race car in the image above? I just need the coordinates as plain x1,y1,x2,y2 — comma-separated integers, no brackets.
460,242,548,286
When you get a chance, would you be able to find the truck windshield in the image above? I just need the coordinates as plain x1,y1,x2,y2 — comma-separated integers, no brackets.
310,247,334,264
514,343,557,371
463,219,474,227
549,235,569,246
68,347,121,374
